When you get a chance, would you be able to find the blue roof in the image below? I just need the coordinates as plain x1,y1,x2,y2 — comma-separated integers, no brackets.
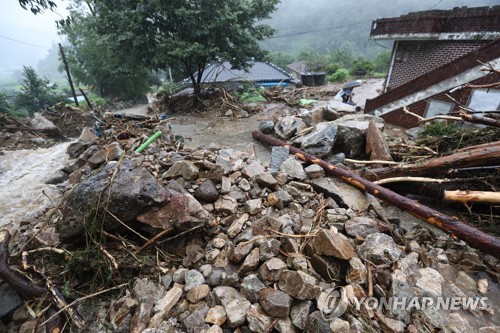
200,61,292,83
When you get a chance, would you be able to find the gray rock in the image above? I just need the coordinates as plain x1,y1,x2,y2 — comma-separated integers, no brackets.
267,190,293,209
182,304,209,332
254,172,278,189
312,229,356,260
287,254,308,272
221,177,232,194
311,177,369,212
227,214,249,238
184,270,206,291
275,317,297,333
214,195,238,215
229,242,254,263
245,198,262,215
173,268,188,283
330,318,351,332
213,286,245,307
258,288,293,318
333,114,384,158
0,283,22,317
274,115,306,139
45,170,69,185
238,178,251,191
207,269,224,287
259,120,275,134
205,305,226,326
270,146,290,172
290,301,313,330
215,156,232,175
299,122,337,157
242,161,265,178
346,257,367,284
280,157,306,180
161,272,173,290
247,304,272,333
304,164,324,179
149,284,183,328
415,267,444,297
358,233,402,265
305,310,331,333
222,271,240,287
162,160,199,180
278,270,321,300
325,101,356,120
225,298,251,328
383,317,405,333
344,217,388,238
329,152,345,165
239,248,260,274
258,238,281,261
259,257,287,283
241,274,266,303
59,160,169,241
194,179,219,203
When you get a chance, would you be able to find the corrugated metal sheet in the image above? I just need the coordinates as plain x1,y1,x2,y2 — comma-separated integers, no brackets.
200,61,292,83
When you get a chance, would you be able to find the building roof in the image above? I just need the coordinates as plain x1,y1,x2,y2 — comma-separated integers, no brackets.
371,6,500,40
364,39,500,115
200,61,292,83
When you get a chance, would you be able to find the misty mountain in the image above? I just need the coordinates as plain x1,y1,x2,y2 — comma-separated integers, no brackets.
262,0,499,57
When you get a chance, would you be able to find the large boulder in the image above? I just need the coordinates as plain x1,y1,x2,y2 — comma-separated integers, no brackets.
58,159,169,241
333,114,385,158
297,122,337,158
274,116,306,140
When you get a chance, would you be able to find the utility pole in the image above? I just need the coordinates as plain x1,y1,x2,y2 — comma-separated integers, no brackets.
58,43,79,106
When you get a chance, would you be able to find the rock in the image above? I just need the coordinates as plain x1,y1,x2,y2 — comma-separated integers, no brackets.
325,101,356,120
478,279,488,294
137,191,210,230
238,178,251,191
194,179,219,203
275,317,297,333
184,270,206,291
220,177,232,194
287,253,308,272
149,283,183,329
205,325,223,333
258,238,281,261
305,310,331,333
222,271,240,287
258,288,292,318
390,269,414,324
358,233,402,265
87,142,124,169
239,248,260,274
259,120,275,134
162,160,199,180
66,141,91,158
214,195,238,215
280,157,306,180
182,304,210,332
227,214,249,238
0,283,22,317
268,190,293,209
259,258,287,283
346,257,367,284
79,127,98,143
274,115,306,139
299,122,337,157
270,146,290,172
215,156,232,175
213,286,245,307
45,170,68,185
317,288,349,317
384,317,405,333
173,268,188,283
241,274,266,303
311,177,369,212
290,301,312,330
366,120,393,165
254,172,278,189
344,217,388,238
245,198,262,215
247,304,272,333
329,152,346,165
205,305,227,326
242,161,265,178
330,318,351,332
307,251,346,282
30,112,61,134
229,242,254,263
278,270,321,300
415,268,444,297
59,159,169,241
304,164,324,179
333,114,384,158
224,298,251,328
313,229,356,260
186,284,210,303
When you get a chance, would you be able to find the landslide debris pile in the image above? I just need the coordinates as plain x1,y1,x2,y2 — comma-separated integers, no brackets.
1,112,498,333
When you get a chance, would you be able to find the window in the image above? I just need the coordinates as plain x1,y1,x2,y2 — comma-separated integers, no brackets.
424,99,454,118
467,89,500,111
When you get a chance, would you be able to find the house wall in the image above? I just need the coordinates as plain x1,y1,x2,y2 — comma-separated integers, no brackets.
381,74,498,128
387,40,489,90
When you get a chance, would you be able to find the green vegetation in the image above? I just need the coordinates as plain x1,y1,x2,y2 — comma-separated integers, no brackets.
327,68,349,82
418,122,460,139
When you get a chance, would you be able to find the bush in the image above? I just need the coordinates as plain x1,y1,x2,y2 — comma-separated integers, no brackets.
327,68,349,82
14,66,62,115
350,57,375,77
374,51,391,73
324,62,342,75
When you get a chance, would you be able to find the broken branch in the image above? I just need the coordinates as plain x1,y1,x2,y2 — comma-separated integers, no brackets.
444,190,500,204
252,130,500,258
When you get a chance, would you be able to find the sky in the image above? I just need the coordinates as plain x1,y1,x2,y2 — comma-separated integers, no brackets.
0,0,67,72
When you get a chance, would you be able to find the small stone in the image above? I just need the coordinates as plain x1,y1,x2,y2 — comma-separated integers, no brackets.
222,271,240,287
287,254,308,272
258,288,293,318
280,157,306,180
0,283,23,317
344,216,388,238
241,274,266,303
259,120,275,134
259,258,287,283
205,325,223,333
162,160,199,180
224,298,251,328
238,178,251,191
205,306,227,326
358,233,402,265
173,268,188,284
270,146,290,172
313,229,356,260
182,305,210,332
346,257,367,284
194,179,219,203
213,286,245,307
227,214,249,238
214,195,238,215
221,177,231,194
415,268,444,297
184,270,206,292
275,317,297,333
246,304,273,333
242,161,265,178
150,284,183,328
229,242,254,263
255,172,278,189
271,190,293,209
239,248,260,274
478,279,488,294
384,317,405,333
304,164,324,179
186,284,210,303
330,318,351,332
290,301,312,330
258,238,281,261
87,142,124,169
317,288,348,317
305,311,331,333
245,198,262,215
278,270,321,300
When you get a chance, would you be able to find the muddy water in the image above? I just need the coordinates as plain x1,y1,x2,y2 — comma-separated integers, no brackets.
0,142,71,230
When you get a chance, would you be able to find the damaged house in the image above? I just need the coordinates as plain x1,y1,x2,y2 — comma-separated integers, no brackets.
364,6,500,128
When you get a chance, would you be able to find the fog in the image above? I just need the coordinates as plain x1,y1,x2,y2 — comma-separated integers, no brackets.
0,0,67,72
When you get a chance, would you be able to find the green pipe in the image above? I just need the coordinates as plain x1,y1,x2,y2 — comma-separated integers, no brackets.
134,131,162,153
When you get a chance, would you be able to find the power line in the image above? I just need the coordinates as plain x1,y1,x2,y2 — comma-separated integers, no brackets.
428,0,447,10
268,20,372,39
0,33,49,49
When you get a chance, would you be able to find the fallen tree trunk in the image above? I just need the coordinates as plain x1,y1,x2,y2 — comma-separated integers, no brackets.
363,141,500,181
444,190,500,204
460,113,500,128
252,130,500,258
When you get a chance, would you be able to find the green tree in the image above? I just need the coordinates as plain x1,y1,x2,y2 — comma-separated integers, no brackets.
0,92,12,114
267,51,295,70
374,50,391,73
18,0,56,14
14,66,61,115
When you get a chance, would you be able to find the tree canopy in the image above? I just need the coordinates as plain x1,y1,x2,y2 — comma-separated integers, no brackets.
18,0,56,14
58,0,279,99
